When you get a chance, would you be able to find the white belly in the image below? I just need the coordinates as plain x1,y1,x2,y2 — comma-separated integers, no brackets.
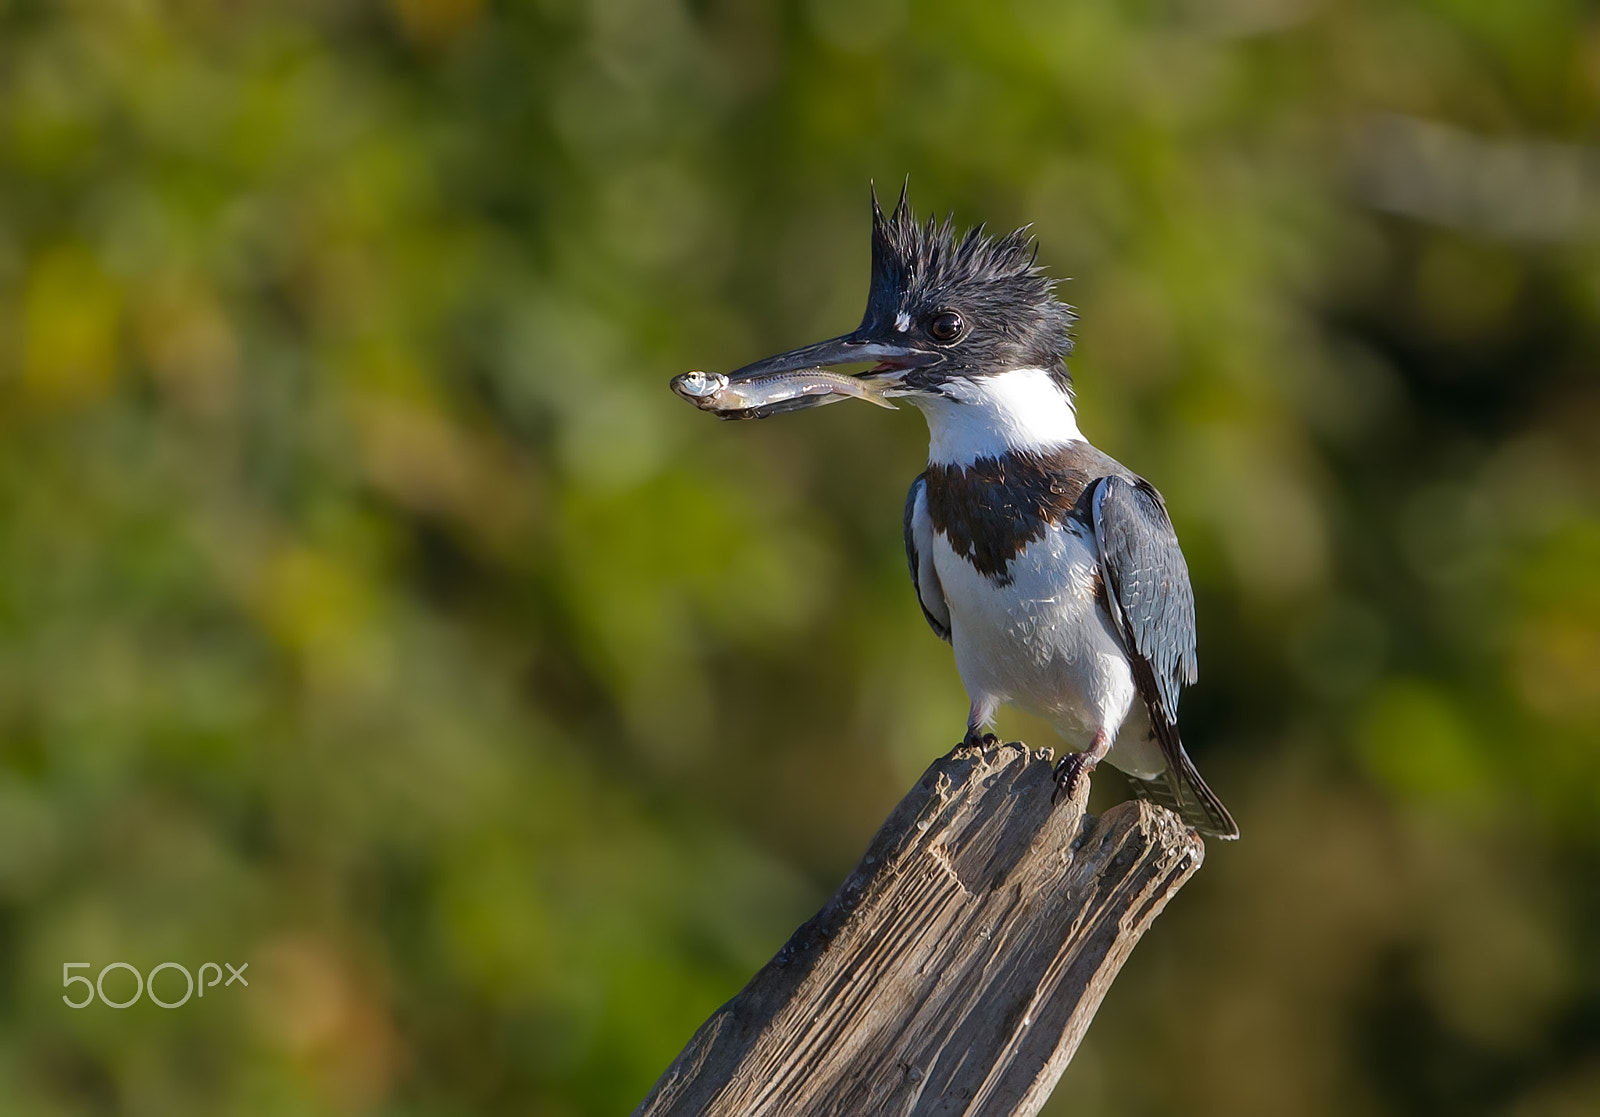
931,520,1164,779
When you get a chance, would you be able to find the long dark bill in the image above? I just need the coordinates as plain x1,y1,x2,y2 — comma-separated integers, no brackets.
726,333,941,382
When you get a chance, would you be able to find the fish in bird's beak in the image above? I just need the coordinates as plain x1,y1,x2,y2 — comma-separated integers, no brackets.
667,328,943,420
723,330,945,405
669,365,897,420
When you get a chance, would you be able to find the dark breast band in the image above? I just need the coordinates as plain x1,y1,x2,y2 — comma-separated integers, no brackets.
923,442,1130,585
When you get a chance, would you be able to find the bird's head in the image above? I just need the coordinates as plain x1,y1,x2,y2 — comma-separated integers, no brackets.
727,185,1077,404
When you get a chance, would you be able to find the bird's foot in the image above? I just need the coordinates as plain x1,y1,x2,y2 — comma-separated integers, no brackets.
960,728,1002,750
1051,752,1098,807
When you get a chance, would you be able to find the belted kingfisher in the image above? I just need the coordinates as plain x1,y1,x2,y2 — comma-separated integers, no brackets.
724,187,1239,839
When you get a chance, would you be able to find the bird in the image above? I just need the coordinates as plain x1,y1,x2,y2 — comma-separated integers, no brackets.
720,186,1238,839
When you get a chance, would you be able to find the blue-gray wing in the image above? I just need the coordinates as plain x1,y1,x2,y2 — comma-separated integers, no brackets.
1090,474,1197,720
904,473,951,642
1092,475,1237,838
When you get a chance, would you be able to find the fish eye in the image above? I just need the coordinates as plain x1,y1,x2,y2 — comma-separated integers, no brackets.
676,371,720,396
928,311,964,343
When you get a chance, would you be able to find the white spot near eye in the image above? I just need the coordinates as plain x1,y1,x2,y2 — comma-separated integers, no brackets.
895,311,911,332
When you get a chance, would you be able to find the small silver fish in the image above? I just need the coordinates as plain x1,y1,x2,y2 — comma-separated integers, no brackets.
669,367,895,420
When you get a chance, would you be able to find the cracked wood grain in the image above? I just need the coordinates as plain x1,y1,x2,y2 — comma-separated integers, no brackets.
634,741,1205,1117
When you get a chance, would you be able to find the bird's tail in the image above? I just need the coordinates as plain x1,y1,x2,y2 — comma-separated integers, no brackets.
1126,745,1239,840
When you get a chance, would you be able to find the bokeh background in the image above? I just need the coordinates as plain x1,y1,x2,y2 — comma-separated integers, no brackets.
2,0,1599,1114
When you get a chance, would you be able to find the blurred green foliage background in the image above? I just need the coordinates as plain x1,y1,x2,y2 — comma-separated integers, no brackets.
2,0,1598,1114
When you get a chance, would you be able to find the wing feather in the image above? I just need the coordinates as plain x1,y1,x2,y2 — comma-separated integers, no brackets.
1092,475,1238,838
904,474,951,643
1090,475,1196,717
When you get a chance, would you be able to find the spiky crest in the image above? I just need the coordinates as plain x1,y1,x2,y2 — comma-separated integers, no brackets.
865,183,1076,382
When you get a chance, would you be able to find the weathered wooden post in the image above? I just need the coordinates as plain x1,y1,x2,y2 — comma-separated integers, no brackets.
634,740,1205,1117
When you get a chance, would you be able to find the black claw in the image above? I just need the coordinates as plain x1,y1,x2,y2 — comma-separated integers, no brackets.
1051,753,1097,807
960,728,1001,749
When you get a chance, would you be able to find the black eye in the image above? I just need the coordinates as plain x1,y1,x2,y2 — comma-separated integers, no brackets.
928,311,964,342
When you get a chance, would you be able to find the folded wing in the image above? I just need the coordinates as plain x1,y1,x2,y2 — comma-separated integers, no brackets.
904,473,951,643
1090,475,1237,839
